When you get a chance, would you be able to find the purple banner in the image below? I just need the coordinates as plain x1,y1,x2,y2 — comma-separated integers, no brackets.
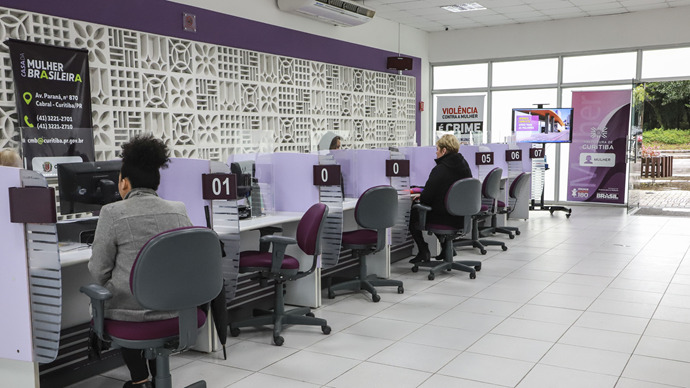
567,90,630,204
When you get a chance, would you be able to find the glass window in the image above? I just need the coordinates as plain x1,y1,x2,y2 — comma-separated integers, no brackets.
642,47,690,79
433,63,488,90
492,58,558,87
563,52,636,83
490,88,558,144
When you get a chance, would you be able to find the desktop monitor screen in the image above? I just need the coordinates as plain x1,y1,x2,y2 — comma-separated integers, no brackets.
57,160,122,215
512,108,573,143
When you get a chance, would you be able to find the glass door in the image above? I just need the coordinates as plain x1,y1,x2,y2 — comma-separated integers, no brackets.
627,83,644,213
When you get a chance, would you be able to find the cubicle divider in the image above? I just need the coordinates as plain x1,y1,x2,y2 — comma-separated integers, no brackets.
399,146,436,187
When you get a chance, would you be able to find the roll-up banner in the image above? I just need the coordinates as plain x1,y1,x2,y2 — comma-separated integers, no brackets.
435,95,484,144
567,90,631,204
6,39,94,177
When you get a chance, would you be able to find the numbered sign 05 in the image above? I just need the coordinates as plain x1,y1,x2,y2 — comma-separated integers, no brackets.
505,149,522,162
529,148,545,159
385,159,410,177
202,173,237,200
313,165,341,186
475,152,494,166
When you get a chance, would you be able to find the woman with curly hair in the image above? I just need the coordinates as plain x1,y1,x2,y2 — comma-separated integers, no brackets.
88,134,192,388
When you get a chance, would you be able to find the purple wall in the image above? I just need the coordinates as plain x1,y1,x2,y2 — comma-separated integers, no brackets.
3,0,421,143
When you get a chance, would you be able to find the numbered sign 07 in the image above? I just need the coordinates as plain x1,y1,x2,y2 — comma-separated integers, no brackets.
529,148,545,159
202,173,237,200
313,165,341,186
385,159,410,177
505,149,522,162
475,152,494,166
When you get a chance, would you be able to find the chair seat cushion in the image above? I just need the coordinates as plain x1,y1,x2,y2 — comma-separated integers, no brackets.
497,200,506,208
239,251,300,270
342,229,377,246
481,204,489,212
426,223,458,231
104,309,206,341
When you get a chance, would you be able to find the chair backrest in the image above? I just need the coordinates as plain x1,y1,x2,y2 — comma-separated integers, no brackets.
445,178,482,217
354,185,398,230
509,172,529,199
481,167,503,200
131,226,223,311
296,203,329,256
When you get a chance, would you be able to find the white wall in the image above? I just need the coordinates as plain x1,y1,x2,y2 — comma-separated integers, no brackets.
428,6,690,64
169,0,433,144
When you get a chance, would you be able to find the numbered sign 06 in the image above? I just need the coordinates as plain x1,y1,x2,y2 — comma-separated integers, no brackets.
505,149,522,162
475,152,494,166
385,159,410,177
529,148,545,159
202,173,237,200
313,165,341,186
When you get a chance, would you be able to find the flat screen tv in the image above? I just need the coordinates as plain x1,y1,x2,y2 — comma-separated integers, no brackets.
57,160,122,215
512,108,573,143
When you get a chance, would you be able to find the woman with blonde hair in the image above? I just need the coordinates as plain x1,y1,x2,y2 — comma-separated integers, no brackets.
0,148,22,167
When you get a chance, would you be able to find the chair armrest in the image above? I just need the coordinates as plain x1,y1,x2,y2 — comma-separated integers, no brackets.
412,203,432,230
259,235,297,273
259,226,283,252
80,284,112,341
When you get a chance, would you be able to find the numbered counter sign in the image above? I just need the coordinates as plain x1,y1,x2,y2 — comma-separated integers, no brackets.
505,149,523,162
385,159,410,177
475,152,494,166
313,165,341,186
529,148,545,159
202,173,237,200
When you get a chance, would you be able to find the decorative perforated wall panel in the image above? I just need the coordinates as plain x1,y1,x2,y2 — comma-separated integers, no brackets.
0,7,417,159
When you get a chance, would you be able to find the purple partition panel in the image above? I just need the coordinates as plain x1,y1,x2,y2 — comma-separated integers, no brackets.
271,153,320,212
0,166,34,361
330,149,353,197
517,143,534,173
400,146,436,187
486,143,509,178
157,158,211,227
351,149,389,198
459,145,480,179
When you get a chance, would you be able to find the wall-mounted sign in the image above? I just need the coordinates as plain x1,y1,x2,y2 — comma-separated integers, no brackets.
435,95,485,144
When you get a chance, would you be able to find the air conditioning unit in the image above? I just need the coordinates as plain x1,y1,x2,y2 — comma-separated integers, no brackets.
277,0,375,27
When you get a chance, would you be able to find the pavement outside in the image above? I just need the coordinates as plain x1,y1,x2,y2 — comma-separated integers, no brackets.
632,150,690,213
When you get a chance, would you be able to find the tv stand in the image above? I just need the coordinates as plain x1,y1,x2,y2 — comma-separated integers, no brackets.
528,142,572,218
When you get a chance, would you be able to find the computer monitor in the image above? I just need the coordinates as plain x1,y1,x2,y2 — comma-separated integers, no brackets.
230,161,253,198
57,160,123,215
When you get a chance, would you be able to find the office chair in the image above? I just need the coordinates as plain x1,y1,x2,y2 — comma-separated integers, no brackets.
80,227,223,388
229,203,331,346
495,172,530,238
411,178,483,280
327,185,404,302
454,167,507,254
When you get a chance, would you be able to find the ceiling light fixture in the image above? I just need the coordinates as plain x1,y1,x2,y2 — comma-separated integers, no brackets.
441,2,486,13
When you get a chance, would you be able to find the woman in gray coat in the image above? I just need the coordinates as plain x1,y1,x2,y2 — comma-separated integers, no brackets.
88,134,192,388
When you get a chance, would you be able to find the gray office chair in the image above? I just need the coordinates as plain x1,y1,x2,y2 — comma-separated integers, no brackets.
412,178,483,280
328,185,404,302
495,172,530,237
80,227,223,388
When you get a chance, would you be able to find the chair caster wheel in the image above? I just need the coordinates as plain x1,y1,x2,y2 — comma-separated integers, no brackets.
397,286,404,294
481,249,487,255
328,290,335,299
411,265,419,273
372,294,381,303
509,234,515,239
306,312,315,317
516,231,521,236
428,273,435,281
566,212,571,218
230,328,240,337
475,264,481,271
273,336,284,346
322,325,331,335
502,245,508,251
470,272,476,279
549,210,555,215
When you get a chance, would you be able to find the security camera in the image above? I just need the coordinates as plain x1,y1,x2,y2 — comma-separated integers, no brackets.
445,27,449,31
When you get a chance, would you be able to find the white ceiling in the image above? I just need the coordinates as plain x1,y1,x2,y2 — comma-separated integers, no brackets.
357,0,690,32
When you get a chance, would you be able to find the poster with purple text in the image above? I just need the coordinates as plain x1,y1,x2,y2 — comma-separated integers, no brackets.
567,90,630,204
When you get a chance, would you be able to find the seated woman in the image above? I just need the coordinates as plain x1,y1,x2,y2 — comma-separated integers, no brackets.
0,148,22,167
409,134,472,263
88,134,193,388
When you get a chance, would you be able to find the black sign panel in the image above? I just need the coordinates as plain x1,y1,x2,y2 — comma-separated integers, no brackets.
385,159,410,177
313,165,341,186
505,149,523,162
202,173,237,200
529,148,545,159
475,152,494,166
9,186,57,224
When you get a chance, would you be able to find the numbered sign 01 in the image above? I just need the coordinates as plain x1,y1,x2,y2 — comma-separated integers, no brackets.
313,165,341,186
385,159,410,177
505,149,522,162
475,152,494,166
202,173,237,200
529,148,545,159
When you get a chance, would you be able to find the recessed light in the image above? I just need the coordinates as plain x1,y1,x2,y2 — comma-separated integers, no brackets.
441,2,486,13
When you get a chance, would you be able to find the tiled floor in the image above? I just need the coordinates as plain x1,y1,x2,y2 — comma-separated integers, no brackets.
69,205,690,388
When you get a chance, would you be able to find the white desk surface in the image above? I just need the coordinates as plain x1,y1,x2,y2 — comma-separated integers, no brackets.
59,243,92,267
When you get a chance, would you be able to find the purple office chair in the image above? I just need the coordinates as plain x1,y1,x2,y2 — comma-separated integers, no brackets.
412,178,484,280
80,227,223,388
495,172,530,238
229,203,331,346
327,185,404,302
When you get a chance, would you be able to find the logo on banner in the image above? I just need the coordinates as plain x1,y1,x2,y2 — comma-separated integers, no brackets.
571,187,590,198
590,126,608,139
